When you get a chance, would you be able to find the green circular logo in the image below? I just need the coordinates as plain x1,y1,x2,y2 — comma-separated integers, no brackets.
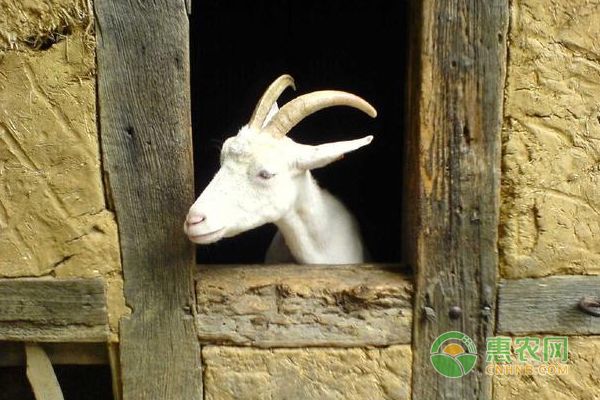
430,331,478,378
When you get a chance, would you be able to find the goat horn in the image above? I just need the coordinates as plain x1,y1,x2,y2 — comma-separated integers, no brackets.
263,90,377,138
248,74,296,130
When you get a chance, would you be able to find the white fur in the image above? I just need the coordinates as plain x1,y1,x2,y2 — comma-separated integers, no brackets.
184,112,372,264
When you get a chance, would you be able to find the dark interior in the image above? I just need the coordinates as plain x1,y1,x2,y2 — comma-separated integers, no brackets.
190,0,410,264
0,365,113,400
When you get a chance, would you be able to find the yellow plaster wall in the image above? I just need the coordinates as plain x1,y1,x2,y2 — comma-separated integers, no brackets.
203,345,412,400
2,0,598,395
500,0,600,279
497,1,600,397
0,0,127,338
493,337,600,400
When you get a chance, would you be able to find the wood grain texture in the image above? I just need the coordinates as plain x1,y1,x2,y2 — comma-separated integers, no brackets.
498,276,600,335
25,344,64,400
195,264,412,347
0,343,109,367
0,278,108,342
95,1,202,399
404,1,508,398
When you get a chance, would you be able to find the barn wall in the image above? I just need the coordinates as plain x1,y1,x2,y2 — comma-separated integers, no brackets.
3,0,599,398
497,0,600,398
0,0,127,339
494,336,600,399
203,346,412,400
500,0,600,278
195,264,413,399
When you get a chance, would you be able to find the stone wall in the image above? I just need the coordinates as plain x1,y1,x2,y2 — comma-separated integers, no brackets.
0,0,126,339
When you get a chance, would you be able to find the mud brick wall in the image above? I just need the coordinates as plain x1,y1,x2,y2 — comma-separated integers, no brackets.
196,264,413,400
500,0,600,278
497,0,600,398
0,0,126,339
203,346,412,400
2,0,599,398
494,338,600,399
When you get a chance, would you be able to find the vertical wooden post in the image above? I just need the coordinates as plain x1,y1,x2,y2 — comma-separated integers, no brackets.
95,1,202,399
405,1,508,398
25,344,64,400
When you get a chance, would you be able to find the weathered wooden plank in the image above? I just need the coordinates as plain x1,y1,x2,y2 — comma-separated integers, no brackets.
95,1,202,399
0,278,108,342
0,342,109,367
25,344,64,400
108,342,122,400
498,276,600,335
195,264,412,347
404,0,508,399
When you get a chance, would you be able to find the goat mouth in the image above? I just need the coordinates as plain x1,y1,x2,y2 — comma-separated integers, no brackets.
188,228,226,244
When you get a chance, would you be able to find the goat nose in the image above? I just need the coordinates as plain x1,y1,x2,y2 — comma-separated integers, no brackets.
187,213,206,226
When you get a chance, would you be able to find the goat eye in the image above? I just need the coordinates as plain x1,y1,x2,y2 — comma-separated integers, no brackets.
258,170,275,180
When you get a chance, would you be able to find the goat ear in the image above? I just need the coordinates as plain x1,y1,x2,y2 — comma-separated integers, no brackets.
262,102,279,128
294,135,373,170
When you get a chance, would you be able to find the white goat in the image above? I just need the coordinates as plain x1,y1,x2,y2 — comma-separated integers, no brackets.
184,75,376,264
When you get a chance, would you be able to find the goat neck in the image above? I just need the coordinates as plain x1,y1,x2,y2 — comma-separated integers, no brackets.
274,171,340,264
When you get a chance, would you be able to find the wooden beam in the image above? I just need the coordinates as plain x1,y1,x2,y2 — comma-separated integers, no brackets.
195,264,412,347
0,278,108,342
25,343,64,400
108,342,123,400
0,342,109,367
498,276,600,335
95,1,202,399
405,1,508,398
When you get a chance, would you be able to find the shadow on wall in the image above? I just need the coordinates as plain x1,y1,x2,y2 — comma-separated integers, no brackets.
190,0,409,264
